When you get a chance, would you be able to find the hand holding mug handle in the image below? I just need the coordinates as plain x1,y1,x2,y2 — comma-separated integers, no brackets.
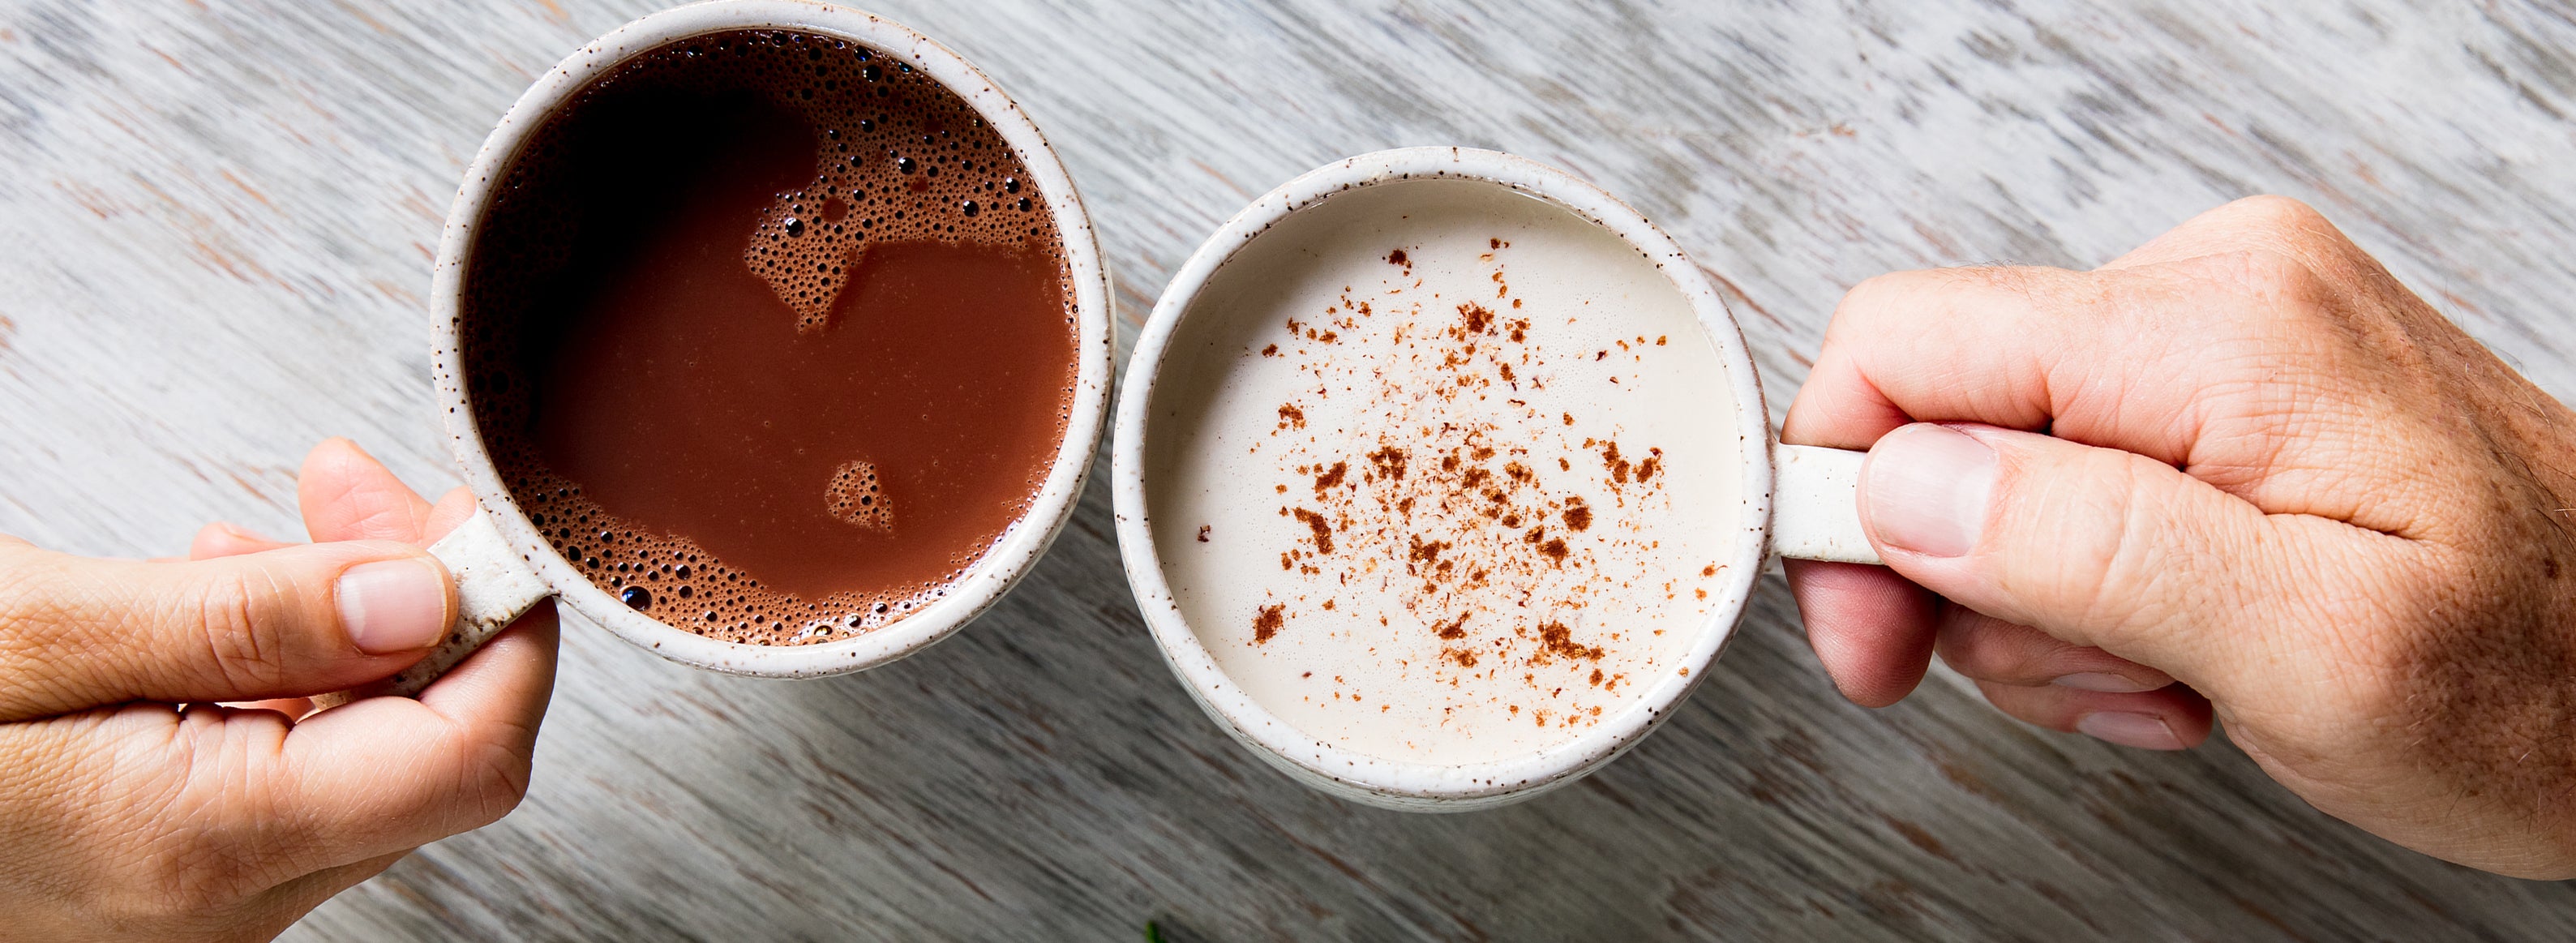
0,438,559,937
312,511,550,708
1779,195,2576,879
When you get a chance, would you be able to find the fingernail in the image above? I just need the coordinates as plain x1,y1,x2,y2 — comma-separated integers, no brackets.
2051,671,2162,693
1863,424,1997,557
2076,711,2186,750
336,559,449,654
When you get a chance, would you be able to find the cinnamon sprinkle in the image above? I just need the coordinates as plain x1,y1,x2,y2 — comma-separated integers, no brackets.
1242,237,1685,734
1290,507,1335,555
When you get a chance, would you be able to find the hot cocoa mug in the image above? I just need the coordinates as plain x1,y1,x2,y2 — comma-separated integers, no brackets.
1112,148,1878,810
327,0,1112,703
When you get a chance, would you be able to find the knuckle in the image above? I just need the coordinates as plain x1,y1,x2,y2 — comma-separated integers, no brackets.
0,549,317,714
381,722,540,839
1934,612,2008,673
1971,677,2078,730
2092,456,2188,632
2174,248,2351,339
1831,271,1921,325
179,567,297,695
2021,448,2180,640
2218,246,2328,304
1941,616,2070,682
454,731,537,825
1940,639,2022,682
2224,194,2332,239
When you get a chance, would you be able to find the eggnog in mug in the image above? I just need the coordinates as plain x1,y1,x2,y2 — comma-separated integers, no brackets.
1142,178,1746,765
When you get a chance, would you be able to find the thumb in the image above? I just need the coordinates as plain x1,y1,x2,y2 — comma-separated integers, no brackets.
0,538,454,719
1858,422,2281,677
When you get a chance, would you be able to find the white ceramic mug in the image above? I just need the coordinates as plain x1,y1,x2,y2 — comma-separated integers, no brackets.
1111,147,1879,810
330,0,1112,702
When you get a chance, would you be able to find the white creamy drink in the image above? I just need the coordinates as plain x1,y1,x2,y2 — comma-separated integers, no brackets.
1144,178,1742,766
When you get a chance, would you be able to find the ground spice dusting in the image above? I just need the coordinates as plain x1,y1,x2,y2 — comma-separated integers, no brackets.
1241,238,1684,731
1289,508,1335,555
1313,461,1348,494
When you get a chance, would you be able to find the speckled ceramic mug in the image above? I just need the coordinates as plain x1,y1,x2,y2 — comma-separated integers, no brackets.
328,0,1112,702
1112,148,1876,810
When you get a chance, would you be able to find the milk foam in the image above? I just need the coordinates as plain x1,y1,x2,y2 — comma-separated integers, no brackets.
1147,178,1743,765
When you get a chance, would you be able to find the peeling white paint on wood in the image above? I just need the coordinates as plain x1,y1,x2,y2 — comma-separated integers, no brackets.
5,1,2575,939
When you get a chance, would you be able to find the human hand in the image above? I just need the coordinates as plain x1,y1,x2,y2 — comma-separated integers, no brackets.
0,439,558,941
1783,196,2576,878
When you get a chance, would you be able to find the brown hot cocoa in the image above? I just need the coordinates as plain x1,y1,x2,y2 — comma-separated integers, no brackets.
459,29,1077,645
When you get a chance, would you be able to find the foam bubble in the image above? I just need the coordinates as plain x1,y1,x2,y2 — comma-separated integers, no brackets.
825,459,893,529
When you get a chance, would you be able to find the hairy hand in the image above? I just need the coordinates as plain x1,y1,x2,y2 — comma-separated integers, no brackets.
0,439,558,941
1785,196,2576,878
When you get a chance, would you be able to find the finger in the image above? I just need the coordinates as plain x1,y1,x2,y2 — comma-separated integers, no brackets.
270,604,557,866
1782,559,1936,707
1787,212,2434,537
1860,422,2342,680
0,539,455,719
189,521,296,560
1974,679,2214,750
421,487,478,544
1784,262,2209,465
298,439,435,545
1933,606,2172,692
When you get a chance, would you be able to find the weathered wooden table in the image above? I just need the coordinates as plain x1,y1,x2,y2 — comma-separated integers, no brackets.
7,0,2576,938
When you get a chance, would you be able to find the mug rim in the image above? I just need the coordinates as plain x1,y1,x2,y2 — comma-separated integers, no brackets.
1111,147,1775,808
431,0,1116,678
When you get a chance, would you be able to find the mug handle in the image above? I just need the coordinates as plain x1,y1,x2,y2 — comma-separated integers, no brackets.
311,508,551,709
1770,443,1882,565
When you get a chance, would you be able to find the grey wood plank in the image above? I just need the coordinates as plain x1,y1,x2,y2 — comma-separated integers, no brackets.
5,0,2575,939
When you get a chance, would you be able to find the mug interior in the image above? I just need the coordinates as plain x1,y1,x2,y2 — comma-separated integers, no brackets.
431,0,1113,678
1113,148,1775,808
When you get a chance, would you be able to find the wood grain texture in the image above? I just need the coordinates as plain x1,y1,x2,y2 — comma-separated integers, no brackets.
6,0,2576,939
